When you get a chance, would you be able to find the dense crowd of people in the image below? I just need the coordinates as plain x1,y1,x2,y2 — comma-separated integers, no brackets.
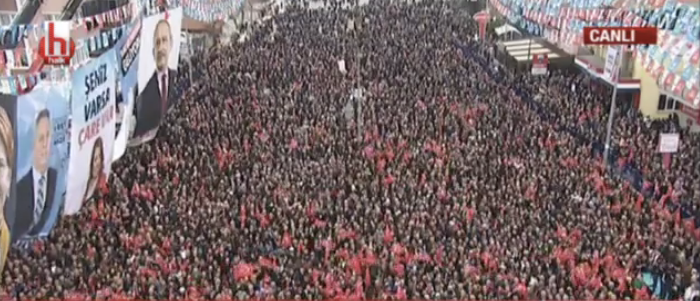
1,0,699,299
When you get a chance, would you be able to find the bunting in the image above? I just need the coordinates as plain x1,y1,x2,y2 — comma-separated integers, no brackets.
489,0,699,98
170,0,244,22
0,2,134,51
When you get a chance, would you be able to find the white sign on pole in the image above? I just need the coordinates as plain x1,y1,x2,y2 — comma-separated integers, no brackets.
338,60,347,74
604,46,620,82
658,133,680,153
531,53,549,75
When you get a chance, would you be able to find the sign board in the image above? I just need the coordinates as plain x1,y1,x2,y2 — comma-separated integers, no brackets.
338,60,347,74
603,45,620,82
658,133,680,153
531,53,548,75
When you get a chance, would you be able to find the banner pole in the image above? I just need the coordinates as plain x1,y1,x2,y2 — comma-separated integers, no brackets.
602,46,623,164
187,33,194,87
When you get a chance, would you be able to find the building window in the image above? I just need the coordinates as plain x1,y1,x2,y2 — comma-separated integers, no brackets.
44,13,61,21
0,13,15,26
658,94,681,111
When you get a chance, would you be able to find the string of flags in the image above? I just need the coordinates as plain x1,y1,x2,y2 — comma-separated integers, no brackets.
489,0,699,86
0,2,135,52
174,0,244,22
0,2,134,86
0,0,242,92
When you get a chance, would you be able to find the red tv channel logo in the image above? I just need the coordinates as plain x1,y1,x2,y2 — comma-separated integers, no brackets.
38,21,76,66
582,26,658,45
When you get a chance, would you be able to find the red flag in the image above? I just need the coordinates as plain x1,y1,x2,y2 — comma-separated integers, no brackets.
569,228,582,246
289,138,299,150
258,257,277,270
240,206,247,227
414,252,432,263
233,263,256,280
364,268,371,287
465,206,476,222
306,203,316,218
99,175,108,194
683,217,695,233
322,239,334,260
281,232,292,248
383,174,395,187
349,255,363,274
352,279,364,300
312,269,321,286
635,194,644,212
338,228,357,240
434,246,444,266
391,243,405,256
396,287,407,299
392,263,405,276
364,248,377,266
588,275,603,290
515,282,529,297
130,183,140,197
660,194,670,208
464,264,478,277
314,218,327,228
383,226,394,244
363,145,375,158
556,224,568,240
634,286,650,300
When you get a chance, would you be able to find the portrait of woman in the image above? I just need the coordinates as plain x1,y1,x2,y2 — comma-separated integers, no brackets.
83,137,105,203
0,106,15,272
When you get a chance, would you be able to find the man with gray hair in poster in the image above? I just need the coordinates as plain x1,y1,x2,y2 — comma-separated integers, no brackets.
131,18,178,142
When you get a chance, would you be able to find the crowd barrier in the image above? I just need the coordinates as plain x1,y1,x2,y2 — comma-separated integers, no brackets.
455,42,699,229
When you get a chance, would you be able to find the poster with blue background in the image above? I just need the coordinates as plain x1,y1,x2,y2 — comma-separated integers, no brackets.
65,49,117,216
11,81,70,242
113,18,141,162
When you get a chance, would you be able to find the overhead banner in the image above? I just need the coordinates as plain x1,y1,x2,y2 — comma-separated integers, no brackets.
531,53,549,75
65,49,117,215
12,82,70,241
130,7,183,146
0,94,17,274
113,19,142,162
604,45,621,82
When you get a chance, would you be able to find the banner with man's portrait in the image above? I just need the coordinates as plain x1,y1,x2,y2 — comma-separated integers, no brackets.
12,82,71,241
113,18,142,162
129,7,183,146
0,93,17,274
65,49,117,215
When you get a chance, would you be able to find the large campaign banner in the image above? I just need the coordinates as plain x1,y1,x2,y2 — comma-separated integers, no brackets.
129,7,183,146
0,94,16,273
12,82,71,241
113,19,142,161
65,49,117,215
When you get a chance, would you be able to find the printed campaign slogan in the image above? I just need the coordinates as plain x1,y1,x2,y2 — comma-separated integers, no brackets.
113,18,141,162
0,94,16,274
12,83,70,241
65,49,117,215
130,7,183,146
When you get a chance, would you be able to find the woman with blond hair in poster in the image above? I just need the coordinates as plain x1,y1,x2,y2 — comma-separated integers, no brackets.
0,106,14,272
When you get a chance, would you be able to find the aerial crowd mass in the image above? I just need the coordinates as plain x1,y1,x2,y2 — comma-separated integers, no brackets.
1,0,699,299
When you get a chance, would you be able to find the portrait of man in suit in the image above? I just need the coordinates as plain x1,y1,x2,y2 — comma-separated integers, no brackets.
13,109,57,239
132,18,178,140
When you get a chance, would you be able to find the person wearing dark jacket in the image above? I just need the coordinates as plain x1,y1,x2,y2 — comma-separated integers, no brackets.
131,18,178,141
13,109,58,240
